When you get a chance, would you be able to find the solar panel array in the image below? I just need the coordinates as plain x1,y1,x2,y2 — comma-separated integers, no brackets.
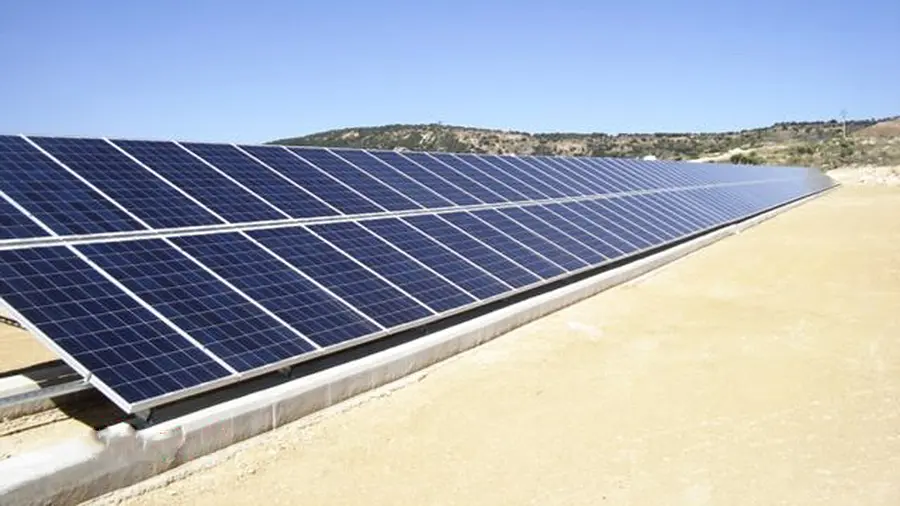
0,135,835,412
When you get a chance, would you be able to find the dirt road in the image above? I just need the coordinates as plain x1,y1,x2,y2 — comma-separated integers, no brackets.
94,186,900,505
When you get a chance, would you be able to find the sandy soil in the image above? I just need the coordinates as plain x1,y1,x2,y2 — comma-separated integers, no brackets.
829,165,900,186
0,324,57,373
83,185,900,505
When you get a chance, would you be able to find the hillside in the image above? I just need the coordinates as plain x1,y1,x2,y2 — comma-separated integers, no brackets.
273,117,900,170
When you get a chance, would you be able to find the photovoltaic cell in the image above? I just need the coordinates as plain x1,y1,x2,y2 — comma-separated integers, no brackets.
0,198,47,240
331,150,454,208
403,214,540,289
113,140,284,224
27,137,222,230
429,153,522,201
290,148,420,211
579,199,660,249
173,233,380,347
180,143,337,218
368,151,480,206
250,226,433,328
549,202,638,256
441,212,565,279
0,136,145,235
453,154,532,200
404,153,505,204
524,205,619,261
78,239,315,372
482,156,567,198
498,207,604,265
239,145,381,215
360,218,509,300
0,246,231,405
475,209,586,271
310,221,476,313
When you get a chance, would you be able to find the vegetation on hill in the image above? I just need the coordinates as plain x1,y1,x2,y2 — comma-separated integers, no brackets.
272,117,900,171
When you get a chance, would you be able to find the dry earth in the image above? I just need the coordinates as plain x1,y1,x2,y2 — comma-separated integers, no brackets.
83,185,900,506
0,323,56,372
829,165,900,186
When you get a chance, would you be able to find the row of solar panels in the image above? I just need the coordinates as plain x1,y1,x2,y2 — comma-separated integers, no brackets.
0,135,835,413
0,135,823,244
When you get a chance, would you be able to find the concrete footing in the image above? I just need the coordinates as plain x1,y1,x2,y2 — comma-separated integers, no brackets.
0,190,832,506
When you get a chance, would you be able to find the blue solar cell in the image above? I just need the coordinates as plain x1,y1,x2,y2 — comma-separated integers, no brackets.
656,192,715,229
0,246,231,406
476,209,586,271
360,218,509,300
367,151,480,206
239,145,381,215
550,157,621,194
289,148,420,211
531,157,604,194
482,156,569,198
0,198,47,240
173,233,380,347
521,156,593,195
455,154,535,199
26,137,221,230
78,239,316,372
250,226,432,328
498,207,604,265
550,202,639,256
429,153,524,201
403,214,540,289
331,150,454,209
403,153,506,203
603,197,677,241
113,140,284,224
632,193,696,235
441,212,564,279
310,221,475,313
0,136,144,235
180,143,337,218
527,205,623,260
578,200,661,249
567,158,631,193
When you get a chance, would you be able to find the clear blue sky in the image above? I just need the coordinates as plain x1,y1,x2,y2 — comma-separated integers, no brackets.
1,0,898,143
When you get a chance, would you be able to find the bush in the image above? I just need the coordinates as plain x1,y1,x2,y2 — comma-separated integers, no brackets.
730,151,765,165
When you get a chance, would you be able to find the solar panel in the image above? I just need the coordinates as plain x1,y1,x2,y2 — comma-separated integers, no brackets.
330,150,455,209
359,218,510,300
404,152,507,203
402,214,540,289
113,140,286,224
180,143,339,219
249,226,434,329
77,239,318,372
289,148,420,211
172,233,381,347
309,221,476,312
367,151,481,206
441,212,566,279
0,136,145,235
238,145,383,215
0,246,232,406
0,135,835,412
26,137,222,230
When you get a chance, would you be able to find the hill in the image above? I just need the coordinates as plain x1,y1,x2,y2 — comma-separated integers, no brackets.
272,116,900,170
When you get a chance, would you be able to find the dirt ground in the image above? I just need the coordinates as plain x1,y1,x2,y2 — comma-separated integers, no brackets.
0,323,56,373
85,186,900,505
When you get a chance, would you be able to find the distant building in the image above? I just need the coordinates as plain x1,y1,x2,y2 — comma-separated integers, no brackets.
642,155,658,161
